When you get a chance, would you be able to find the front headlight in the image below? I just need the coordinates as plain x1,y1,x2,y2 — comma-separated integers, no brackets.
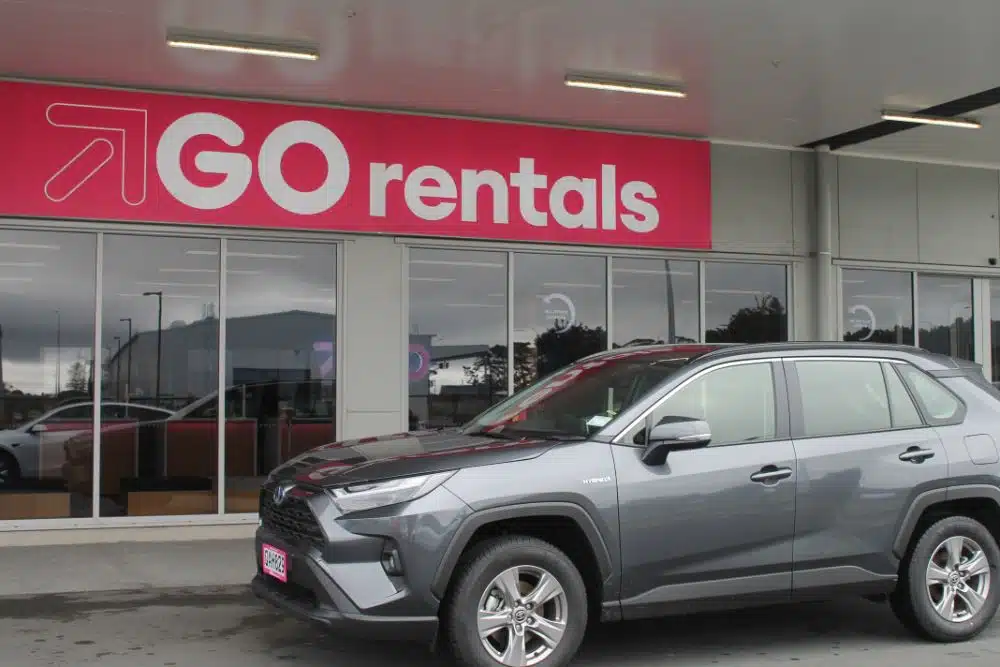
330,471,456,515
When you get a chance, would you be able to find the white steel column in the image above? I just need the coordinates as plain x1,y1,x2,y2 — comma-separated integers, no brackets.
815,145,837,341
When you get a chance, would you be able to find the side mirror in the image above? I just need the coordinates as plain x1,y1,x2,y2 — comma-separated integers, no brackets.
640,416,712,466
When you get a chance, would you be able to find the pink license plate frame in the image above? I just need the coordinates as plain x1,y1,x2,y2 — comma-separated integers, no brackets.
261,543,288,583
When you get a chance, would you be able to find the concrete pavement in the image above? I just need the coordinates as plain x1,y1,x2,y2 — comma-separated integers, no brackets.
2,584,999,667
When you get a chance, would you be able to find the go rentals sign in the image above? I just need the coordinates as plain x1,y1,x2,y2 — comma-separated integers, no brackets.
0,81,711,249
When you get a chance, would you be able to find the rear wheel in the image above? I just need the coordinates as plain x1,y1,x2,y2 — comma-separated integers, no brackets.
0,451,21,487
891,515,999,642
444,535,588,667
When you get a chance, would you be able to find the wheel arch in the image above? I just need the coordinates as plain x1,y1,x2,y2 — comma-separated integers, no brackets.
430,502,615,602
893,484,1000,560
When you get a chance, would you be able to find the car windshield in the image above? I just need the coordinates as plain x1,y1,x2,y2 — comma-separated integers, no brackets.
461,347,713,439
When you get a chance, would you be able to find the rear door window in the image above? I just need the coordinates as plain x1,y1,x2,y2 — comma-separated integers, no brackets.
794,360,891,437
895,363,965,424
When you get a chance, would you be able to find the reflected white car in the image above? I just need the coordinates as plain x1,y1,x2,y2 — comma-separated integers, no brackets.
0,402,173,485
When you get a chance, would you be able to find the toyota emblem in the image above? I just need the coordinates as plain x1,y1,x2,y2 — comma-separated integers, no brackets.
273,484,293,505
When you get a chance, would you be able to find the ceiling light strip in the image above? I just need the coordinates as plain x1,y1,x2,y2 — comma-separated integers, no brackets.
167,33,319,61
565,74,686,98
880,110,981,129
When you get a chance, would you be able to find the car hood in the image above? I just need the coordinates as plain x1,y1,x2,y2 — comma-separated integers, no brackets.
270,428,562,489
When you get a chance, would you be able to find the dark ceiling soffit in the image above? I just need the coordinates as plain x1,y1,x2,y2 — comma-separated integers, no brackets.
801,86,1000,151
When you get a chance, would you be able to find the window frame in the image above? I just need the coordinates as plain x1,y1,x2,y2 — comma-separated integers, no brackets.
783,357,937,440
610,358,791,449
892,361,968,427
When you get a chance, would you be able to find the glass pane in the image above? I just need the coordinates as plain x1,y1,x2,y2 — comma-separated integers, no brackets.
611,258,699,347
917,275,973,361
95,236,220,517
991,279,1000,382
795,360,891,437
512,253,607,391
223,240,337,513
647,362,776,445
0,230,96,519
883,363,923,429
842,269,914,344
704,263,787,342
408,248,507,430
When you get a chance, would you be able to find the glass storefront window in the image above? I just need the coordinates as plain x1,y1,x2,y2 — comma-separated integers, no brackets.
611,258,699,347
513,253,607,391
408,249,508,429
917,275,974,361
90,236,221,517
0,230,96,520
842,269,914,344
704,262,788,343
222,240,337,512
991,280,1000,382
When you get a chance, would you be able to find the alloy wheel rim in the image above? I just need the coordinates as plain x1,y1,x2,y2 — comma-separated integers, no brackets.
477,565,568,667
925,535,992,623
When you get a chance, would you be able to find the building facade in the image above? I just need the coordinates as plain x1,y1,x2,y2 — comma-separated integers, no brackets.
0,78,996,540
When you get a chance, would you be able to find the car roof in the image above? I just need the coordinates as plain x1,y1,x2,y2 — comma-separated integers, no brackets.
580,341,969,372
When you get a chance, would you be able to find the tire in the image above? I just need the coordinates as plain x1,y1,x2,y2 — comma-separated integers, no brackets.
444,535,588,667
0,451,21,487
890,515,1000,642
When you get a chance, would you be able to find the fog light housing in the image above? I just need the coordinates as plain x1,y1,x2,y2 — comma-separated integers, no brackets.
381,542,404,576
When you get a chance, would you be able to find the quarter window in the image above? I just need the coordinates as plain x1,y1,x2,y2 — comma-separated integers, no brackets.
640,362,777,446
795,360,891,437
896,364,963,423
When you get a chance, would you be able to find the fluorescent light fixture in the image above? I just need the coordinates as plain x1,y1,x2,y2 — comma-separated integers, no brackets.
186,250,302,260
409,277,456,283
409,260,505,269
118,293,202,300
167,31,319,61
881,110,981,129
565,73,686,98
136,281,216,288
707,289,766,296
444,303,505,308
0,261,45,268
613,268,695,277
0,243,60,250
0,276,32,282
542,282,604,289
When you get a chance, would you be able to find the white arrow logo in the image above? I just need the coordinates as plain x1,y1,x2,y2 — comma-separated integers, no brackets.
43,103,149,206
541,293,576,334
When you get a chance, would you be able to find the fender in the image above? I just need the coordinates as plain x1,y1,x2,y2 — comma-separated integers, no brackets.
429,501,615,600
892,483,1000,558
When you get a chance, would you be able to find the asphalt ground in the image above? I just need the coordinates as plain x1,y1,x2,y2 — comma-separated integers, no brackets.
2,585,999,667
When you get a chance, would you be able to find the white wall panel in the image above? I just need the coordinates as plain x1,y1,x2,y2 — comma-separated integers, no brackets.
711,145,796,255
916,164,1000,266
837,157,918,262
340,236,405,437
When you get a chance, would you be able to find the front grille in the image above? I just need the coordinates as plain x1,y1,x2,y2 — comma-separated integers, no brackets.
259,488,325,550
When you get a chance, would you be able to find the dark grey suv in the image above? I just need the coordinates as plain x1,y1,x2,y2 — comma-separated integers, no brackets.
252,343,1000,667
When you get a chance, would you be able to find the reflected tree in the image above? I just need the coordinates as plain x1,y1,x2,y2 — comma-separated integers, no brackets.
706,295,787,343
534,323,607,381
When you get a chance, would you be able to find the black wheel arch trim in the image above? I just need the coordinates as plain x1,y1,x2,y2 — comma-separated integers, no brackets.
892,483,1000,559
430,501,615,600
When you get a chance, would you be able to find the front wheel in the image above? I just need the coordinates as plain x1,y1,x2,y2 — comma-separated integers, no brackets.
891,515,999,642
444,535,588,667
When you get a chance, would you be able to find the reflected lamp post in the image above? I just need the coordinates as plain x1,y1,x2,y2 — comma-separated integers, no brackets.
142,291,163,406
55,309,61,395
120,317,132,401
114,336,122,400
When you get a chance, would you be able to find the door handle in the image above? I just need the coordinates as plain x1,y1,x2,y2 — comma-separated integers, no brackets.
750,465,793,484
899,447,935,463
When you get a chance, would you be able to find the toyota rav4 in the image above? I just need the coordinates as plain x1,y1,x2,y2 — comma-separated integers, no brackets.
252,342,1000,667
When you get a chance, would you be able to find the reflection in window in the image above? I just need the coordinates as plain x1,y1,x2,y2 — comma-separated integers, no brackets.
917,275,973,361
612,258,699,347
795,360,891,437
991,279,1000,382
842,269,914,344
704,263,787,343
408,249,508,429
0,230,96,519
222,240,337,513
88,236,220,517
513,253,607,391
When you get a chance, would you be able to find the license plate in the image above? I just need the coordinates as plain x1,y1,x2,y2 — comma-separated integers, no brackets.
261,543,288,583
